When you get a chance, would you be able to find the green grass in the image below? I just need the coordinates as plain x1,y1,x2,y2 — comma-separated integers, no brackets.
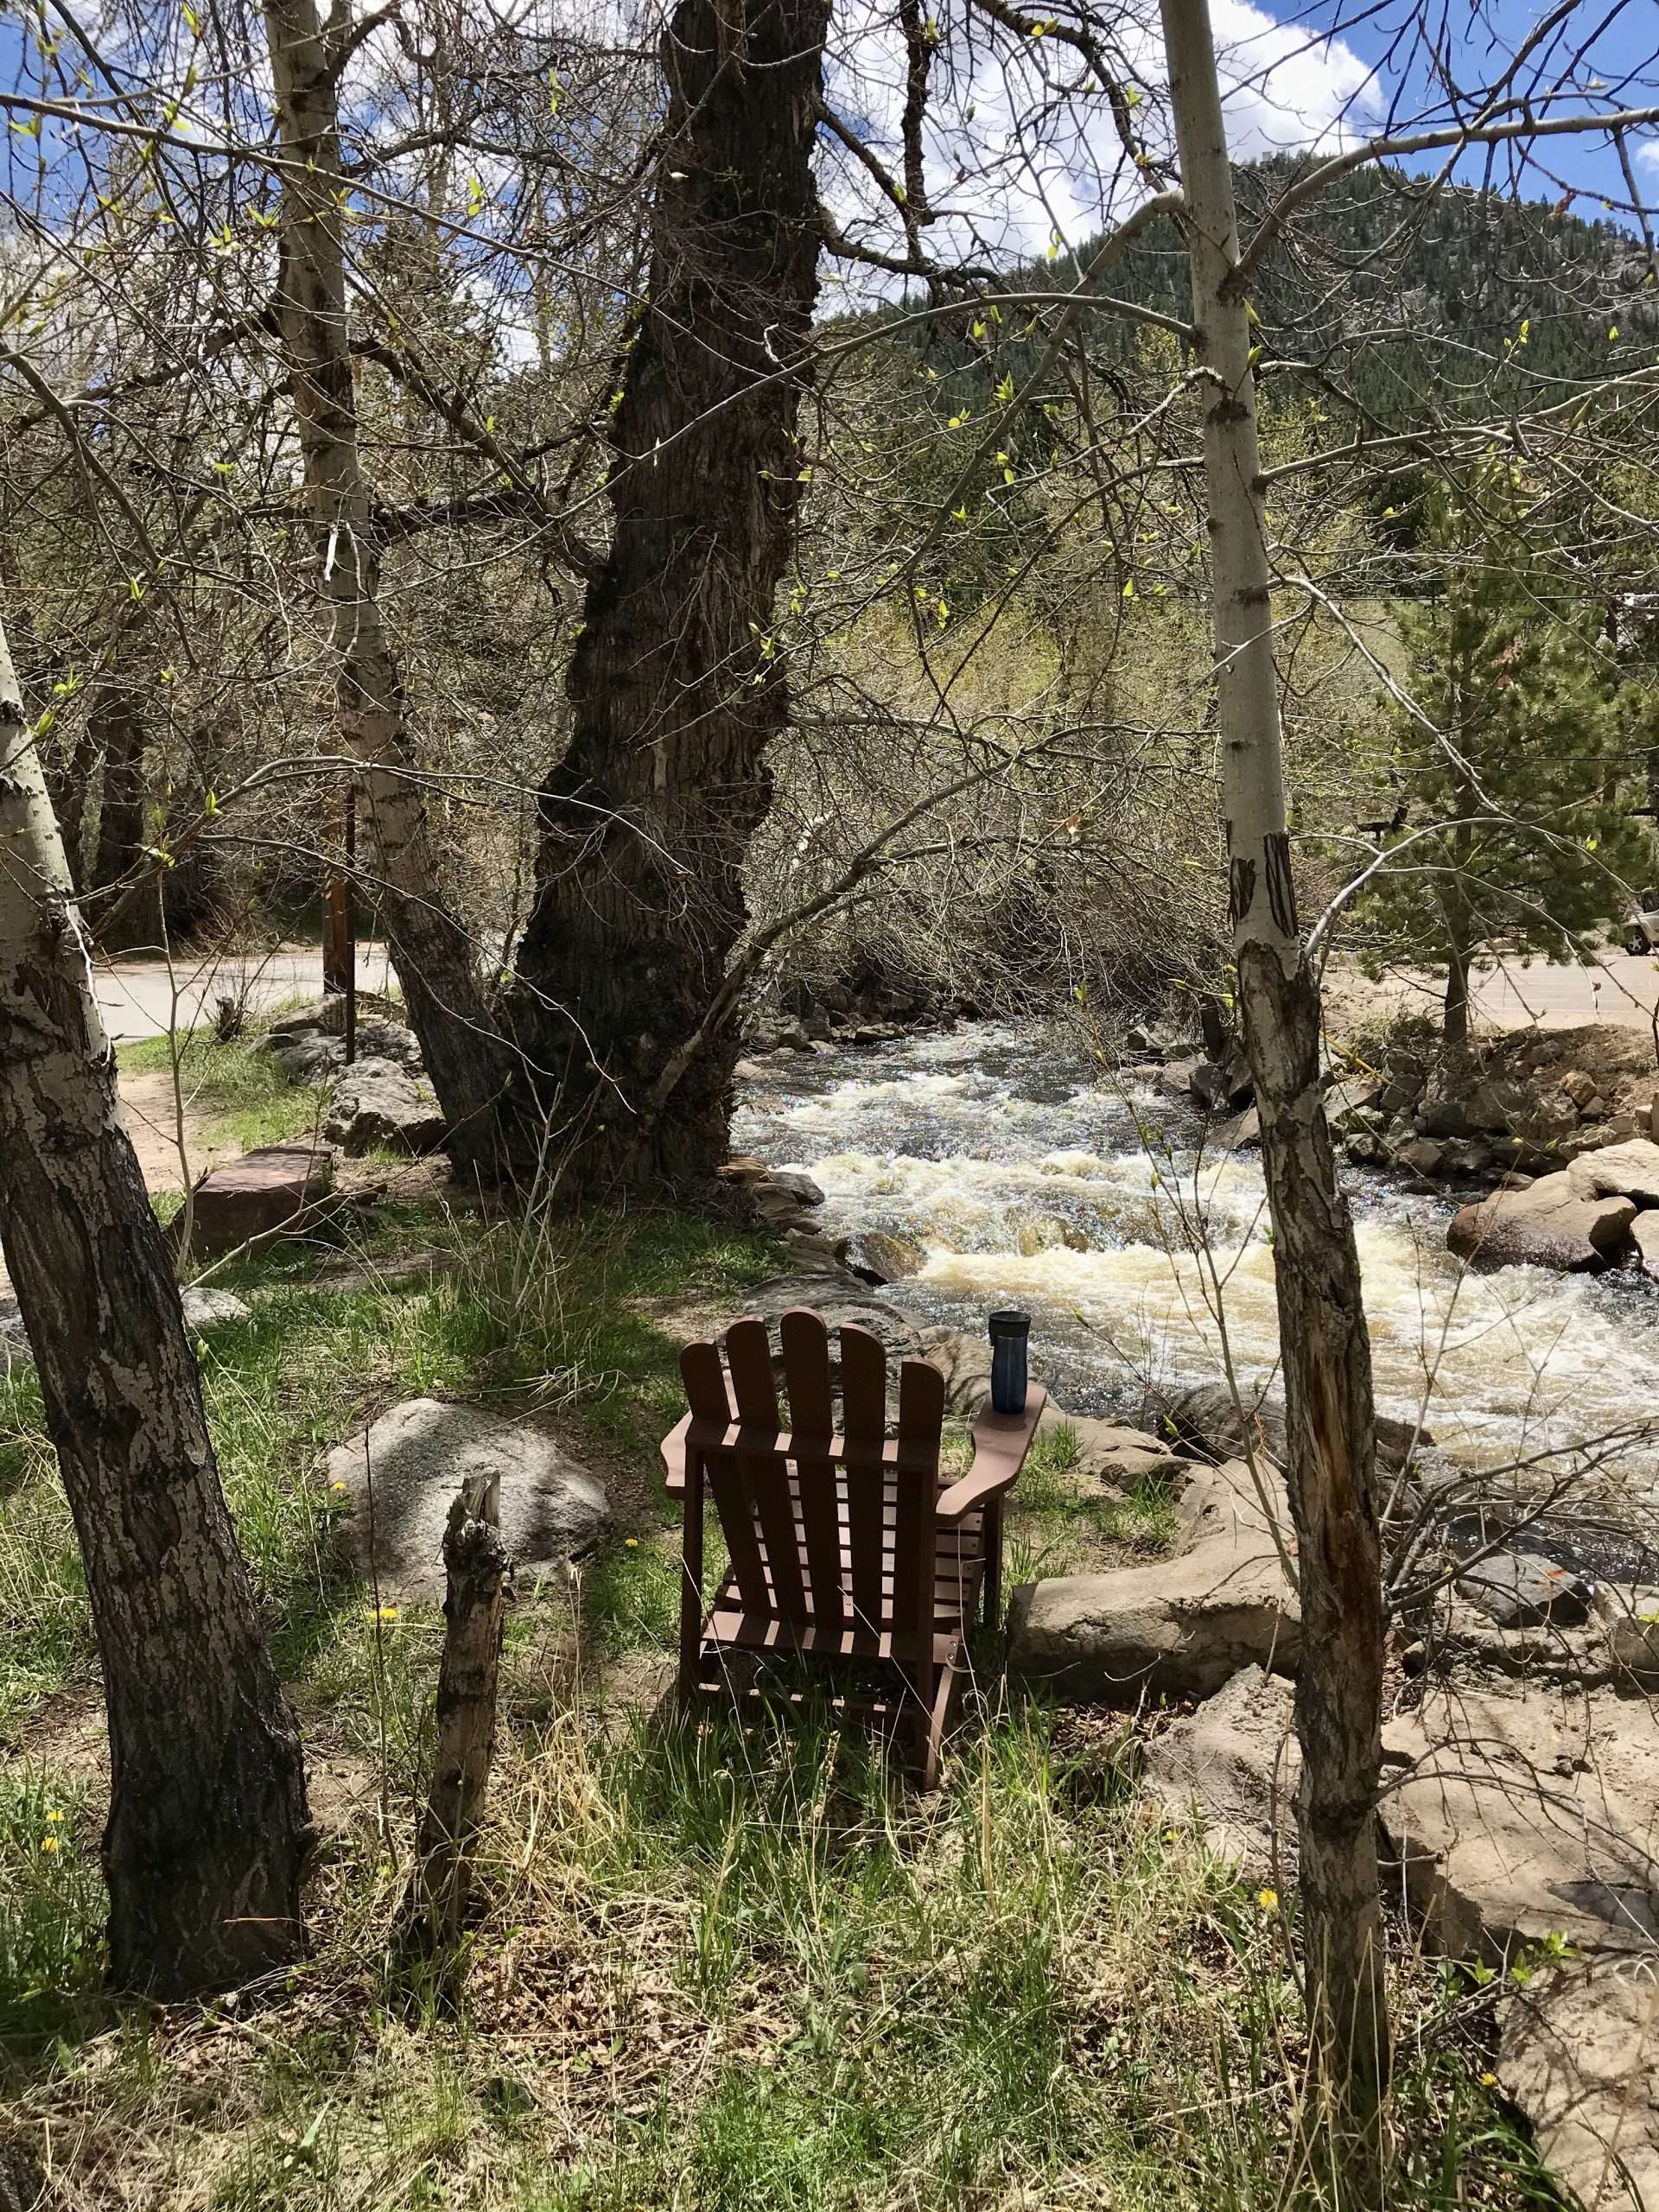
118,1023,328,1151
0,1204,1554,2209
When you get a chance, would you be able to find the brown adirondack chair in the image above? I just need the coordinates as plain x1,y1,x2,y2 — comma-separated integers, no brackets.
659,1306,1045,1786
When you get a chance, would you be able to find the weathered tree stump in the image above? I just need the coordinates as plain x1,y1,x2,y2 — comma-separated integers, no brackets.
397,1471,512,1967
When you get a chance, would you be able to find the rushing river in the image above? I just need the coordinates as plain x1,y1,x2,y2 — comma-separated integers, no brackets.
734,1021,1659,1540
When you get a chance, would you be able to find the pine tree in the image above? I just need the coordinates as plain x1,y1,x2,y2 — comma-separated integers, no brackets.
1357,465,1651,1047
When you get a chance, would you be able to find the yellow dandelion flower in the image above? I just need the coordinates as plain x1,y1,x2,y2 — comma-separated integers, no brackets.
41,1835,60,1854
331,1479,349,1492
44,1808,64,1823
1256,1887,1279,1912
624,1537,639,1549
369,1605,398,1623
1480,2071,1497,2088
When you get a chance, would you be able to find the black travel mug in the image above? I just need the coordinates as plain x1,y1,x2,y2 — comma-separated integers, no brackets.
988,1310,1030,1415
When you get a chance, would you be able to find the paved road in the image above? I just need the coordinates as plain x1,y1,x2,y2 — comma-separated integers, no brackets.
92,944,1659,1046
95,944,391,1044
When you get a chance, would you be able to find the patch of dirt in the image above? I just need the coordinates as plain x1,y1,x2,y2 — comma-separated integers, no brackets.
118,1068,238,1193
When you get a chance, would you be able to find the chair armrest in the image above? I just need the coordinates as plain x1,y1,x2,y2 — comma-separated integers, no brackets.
660,1412,693,1495
936,1385,1047,1522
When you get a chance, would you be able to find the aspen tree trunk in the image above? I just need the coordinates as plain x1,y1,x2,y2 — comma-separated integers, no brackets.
1158,0,1389,2184
264,0,518,1177
508,0,830,1192
0,619,311,1994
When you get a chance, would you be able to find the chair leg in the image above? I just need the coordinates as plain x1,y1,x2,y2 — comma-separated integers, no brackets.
920,1656,957,1790
677,1459,704,1711
982,1498,1003,1630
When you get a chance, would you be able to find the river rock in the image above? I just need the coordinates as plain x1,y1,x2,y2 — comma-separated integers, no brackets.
1150,1378,1427,1473
770,1169,825,1206
1191,1052,1253,1112
1446,1176,1636,1272
1141,1664,1300,1872
1156,1058,1203,1103
1456,1549,1592,1629
325,1058,446,1155
325,1398,610,1602
185,1141,337,1256
1567,1137,1659,1207
838,1229,929,1284
1007,1459,1299,1700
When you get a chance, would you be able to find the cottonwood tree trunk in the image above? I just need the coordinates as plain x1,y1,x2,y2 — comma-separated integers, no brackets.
508,0,830,1192
88,677,164,953
264,0,518,1177
1158,0,1389,2188
0,619,311,1994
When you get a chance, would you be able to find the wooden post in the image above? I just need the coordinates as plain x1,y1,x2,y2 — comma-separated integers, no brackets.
399,1472,511,1961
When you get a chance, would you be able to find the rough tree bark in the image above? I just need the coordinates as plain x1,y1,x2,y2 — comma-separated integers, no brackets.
1158,0,1389,2186
0,617,311,1994
398,1473,511,1967
508,0,830,1192
264,0,518,1176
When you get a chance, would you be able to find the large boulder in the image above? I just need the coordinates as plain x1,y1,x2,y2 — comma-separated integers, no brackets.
1447,1175,1636,1271
184,1141,337,1256
1500,1957,1659,2211
1151,1378,1428,1472
1007,1459,1299,1700
1567,1137,1659,1207
1379,1681,1659,1960
325,1058,446,1155
1141,1664,1299,1873
325,1398,610,1602
1037,1408,1185,1487
260,1004,423,1085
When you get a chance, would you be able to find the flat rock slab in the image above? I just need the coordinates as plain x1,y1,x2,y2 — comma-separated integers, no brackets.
1447,1176,1636,1272
1007,1459,1299,1700
1380,1681,1659,1959
325,1397,610,1602
1141,1664,1299,1873
184,1142,337,1257
1500,1955,1659,2209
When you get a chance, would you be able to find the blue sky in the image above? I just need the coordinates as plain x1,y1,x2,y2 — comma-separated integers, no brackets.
1270,0,1659,224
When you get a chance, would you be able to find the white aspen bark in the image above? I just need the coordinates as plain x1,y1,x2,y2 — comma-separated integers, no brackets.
263,0,518,1175
1158,0,1389,2182
0,617,311,1994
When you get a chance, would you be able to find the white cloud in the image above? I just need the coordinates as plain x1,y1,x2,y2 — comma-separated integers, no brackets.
821,0,1378,305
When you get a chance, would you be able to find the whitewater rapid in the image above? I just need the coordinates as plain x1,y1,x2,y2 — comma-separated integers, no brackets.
733,1022,1659,1514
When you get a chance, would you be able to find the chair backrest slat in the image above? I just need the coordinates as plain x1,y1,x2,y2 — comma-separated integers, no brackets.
839,1324,890,1631
727,1316,806,1621
780,1308,844,1630
681,1310,948,1643
681,1339,771,1618
890,1357,947,1632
